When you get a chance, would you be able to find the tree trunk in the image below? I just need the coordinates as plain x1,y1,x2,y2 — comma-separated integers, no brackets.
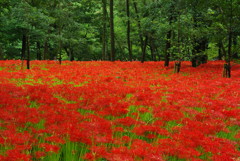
126,0,132,61
36,42,41,60
165,30,171,67
220,41,227,60
223,0,232,78
223,63,231,78
70,49,74,61
0,46,3,60
102,0,107,60
58,41,62,65
21,34,27,60
150,37,156,61
141,35,148,63
26,36,30,70
233,34,238,59
43,40,48,60
174,61,181,73
110,0,115,62
133,0,144,54
218,42,222,60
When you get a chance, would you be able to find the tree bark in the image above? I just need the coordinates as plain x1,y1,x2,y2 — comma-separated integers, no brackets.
174,61,181,73
26,36,30,70
233,34,238,59
70,49,74,61
110,0,115,61
164,30,171,67
133,0,144,53
0,46,3,60
102,0,107,60
21,34,27,60
150,37,156,61
58,39,62,65
126,0,132,61
43,40,48,60
218,42,222,60
141,35,148,63
36,42,41,60
223,0,233,78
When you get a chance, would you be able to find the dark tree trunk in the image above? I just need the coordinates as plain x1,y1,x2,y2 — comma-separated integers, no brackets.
223,63,231,78
26,36,30,70
141,35,148,63
70,49,74,61
191,56,197,67
164,2,175,67
21,34,27,60
43,40,48,60
36,42,41,60
133,0,144,54
58,26,62,65
126,0,132,61
59,42,62,65
174,61,181,73
223,0,233,78
110,0,115,61
220,41,227,60
0,46,3,60
102,0,107,60
192,38,208,67
164,30,171,67
150,37,156,61
218,42,222,60
233,34,238,59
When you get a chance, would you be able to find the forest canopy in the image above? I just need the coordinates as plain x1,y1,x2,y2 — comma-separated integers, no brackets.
0,0,239,64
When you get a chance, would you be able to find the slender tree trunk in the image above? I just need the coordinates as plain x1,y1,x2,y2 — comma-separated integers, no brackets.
110,0,115,61
133,0,144,53
165,30,171,67
126,0,132,61
164,2,175,67
36,42,41,60
150,37,156,61
233,34,238,59
21,34,27,60
70,49,74,61
0,46,3,60
223,0,233,78
58,38,62,65
26,36,30,70
21,34,27,69
43,40,48,60
174,61,181,73
102,0,107,60
220,41,227,59
218,42,222,60
141,35,148,63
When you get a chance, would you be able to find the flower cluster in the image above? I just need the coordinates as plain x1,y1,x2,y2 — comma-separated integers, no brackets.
0,60,239,160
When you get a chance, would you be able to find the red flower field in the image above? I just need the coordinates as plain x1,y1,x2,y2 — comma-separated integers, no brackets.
0,60,239,161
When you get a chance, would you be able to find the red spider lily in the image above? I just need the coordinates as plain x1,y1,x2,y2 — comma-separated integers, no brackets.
0,60,240,161
5,149,31,161
114,117,139,127
105,146,134,161
45,135,65,144
84,145,108,160
133,125,169,137
40,143,60,153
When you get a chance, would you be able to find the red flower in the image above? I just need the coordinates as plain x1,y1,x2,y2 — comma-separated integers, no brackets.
40,143,60,153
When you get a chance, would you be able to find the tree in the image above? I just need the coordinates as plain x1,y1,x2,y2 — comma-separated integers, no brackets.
110,0,115,61
126,0,132,61
102,0,108,60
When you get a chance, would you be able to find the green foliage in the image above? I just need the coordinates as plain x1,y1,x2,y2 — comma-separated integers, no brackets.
0,0,239,61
